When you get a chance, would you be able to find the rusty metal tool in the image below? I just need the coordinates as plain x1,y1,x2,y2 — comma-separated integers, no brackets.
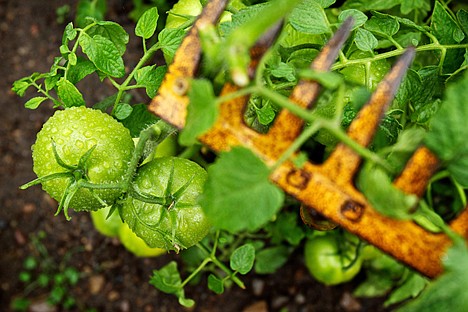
149,0,468,278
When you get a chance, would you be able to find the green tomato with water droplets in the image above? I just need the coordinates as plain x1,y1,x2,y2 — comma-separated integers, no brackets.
32,106,134,213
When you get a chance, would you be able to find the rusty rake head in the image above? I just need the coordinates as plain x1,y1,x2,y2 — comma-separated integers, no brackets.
149,0,468,278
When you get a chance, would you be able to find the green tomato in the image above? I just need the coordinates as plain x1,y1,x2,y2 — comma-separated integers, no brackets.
304,232,362,286
118,221,166,258
121,156,210,251
165,0,203,29
90,206,122,237
32,106,134,212
340,51,391,90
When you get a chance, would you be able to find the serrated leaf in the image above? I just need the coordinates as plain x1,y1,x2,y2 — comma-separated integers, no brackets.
365,15,399,37
134,65,167,98
230,244,255,274
256,103,276,126
338,9,368,30
88,21,128,55
254,246,290,274
355,28,378,52
431,1,465,73
270,62,296,82
289,0,330,35
135,7,159,39
67,57,96,84
158,28,185,63
179,79,217,146
79,33,125,78
56,78,85,107
207,274,224,294
425,72,468,187
63,22,77,42
200,147,285,233
24,97,48,109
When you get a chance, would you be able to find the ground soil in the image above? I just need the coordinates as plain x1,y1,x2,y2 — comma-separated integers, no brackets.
0,1,390,311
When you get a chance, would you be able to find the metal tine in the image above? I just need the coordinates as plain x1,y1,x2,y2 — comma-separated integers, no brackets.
202,19,353,161
200,22,286,155
261,18,354,159
394,146,468,237
149,0,230,129
394,146,439,197
324,47,416,184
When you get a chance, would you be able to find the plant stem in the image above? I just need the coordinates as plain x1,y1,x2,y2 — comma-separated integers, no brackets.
111,42,162,114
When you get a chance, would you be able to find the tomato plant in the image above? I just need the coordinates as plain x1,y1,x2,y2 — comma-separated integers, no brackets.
13,0,468,310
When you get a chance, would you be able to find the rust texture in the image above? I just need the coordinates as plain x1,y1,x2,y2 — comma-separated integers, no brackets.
147,2,468,278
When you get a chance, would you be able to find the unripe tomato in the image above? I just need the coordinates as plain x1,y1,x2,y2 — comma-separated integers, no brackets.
340,50,390,90
121,156,210,251
32,106,134,212
118,222,166,257
304,232,362,286
90,205,122,237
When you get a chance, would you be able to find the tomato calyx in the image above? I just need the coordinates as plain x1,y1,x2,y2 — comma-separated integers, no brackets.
21,139,114,220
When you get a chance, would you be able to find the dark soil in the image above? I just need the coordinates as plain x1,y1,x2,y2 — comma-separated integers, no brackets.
0,1,390,311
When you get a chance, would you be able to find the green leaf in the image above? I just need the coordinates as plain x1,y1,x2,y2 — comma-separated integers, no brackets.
400,0,430,15
457,10,468,36
179,79,217,146
114,103,133,120
431,1,465,73
266,211,305,246
338,9,368,30
67,57,96,84
385,273,427,306
24,96,48,109
342,0,401,11
289,0,330,35
158,28,185,63
254,246,290,274
207,274,224,294
425,72,468,187
135,7,159,39
79,33,125,78
121,103,159,137
134,65,167,98
256,102,276,126
150,261,194,307
397,239,468,312
56,78,85,107
200,147,285,233
270,62,296,82
63,22,77,42
364,14,400,37
355,28,378,52
230,244,255,274
357,162,419,220
88,21,128,55
12,79,32,97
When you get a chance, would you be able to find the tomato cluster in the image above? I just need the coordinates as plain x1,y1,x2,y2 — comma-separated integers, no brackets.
28,107,211,254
